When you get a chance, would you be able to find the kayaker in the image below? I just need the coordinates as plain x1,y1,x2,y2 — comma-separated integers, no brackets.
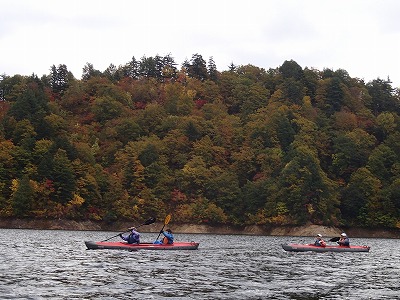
119,227,140,244
337,232,350,246
314,234,326,247
154,228,174,244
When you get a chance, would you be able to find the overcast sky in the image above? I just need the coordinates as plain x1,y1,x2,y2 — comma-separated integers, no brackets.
1,0,400,88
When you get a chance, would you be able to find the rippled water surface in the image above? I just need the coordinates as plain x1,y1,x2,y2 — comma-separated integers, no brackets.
0,229,399,299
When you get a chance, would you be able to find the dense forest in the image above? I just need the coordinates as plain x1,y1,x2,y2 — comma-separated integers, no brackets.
1,54,399,229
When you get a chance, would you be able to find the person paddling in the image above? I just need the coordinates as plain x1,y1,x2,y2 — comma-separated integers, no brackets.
337,232,350,246
154,228,174,244
120,227,140,244
313,234,326,247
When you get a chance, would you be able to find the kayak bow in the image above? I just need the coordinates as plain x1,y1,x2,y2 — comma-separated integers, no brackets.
85,240,199,251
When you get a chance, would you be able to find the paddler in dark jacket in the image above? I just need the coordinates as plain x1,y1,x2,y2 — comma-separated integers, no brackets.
314,234,326,247
337,233,350,246
120,227,140,244
154,229,174,244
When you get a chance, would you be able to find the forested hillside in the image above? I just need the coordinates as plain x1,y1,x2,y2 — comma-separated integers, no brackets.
1,55,399,228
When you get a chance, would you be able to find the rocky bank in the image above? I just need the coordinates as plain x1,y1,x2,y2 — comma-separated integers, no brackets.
1,218,399,238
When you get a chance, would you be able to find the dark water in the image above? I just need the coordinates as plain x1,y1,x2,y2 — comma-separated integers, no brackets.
0,229,399,299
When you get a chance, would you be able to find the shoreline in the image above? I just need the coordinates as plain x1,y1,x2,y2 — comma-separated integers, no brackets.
1,218,399,238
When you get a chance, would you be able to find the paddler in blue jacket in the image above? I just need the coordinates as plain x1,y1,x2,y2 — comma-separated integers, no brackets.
154,228,174,244
120,227,140,244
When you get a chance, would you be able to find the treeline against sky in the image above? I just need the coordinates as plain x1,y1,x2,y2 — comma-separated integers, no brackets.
0,54,400,228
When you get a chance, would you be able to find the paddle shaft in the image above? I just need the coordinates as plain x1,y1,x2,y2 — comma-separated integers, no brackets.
102,232,126,242
102,217,155,242
155,224,166,241
155,214,171,241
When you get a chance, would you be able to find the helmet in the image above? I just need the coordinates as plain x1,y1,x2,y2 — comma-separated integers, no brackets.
317,234,322,237
341,233,347,237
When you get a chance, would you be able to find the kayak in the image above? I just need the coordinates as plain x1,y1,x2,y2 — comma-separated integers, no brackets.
282,243,370,252
85,240,199,251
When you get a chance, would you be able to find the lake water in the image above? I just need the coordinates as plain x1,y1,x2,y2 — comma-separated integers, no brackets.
0,229,399,299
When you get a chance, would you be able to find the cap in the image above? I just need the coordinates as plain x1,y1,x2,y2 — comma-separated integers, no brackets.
317,234,322,237
341,233,347,237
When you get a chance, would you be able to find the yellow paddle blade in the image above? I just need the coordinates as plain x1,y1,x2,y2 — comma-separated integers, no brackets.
164,214,172,225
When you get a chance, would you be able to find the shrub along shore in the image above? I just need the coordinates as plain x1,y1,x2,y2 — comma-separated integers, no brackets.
1,218,399,239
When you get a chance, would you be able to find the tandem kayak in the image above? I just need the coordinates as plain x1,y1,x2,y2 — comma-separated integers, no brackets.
282,243,370,252
85,240,199,251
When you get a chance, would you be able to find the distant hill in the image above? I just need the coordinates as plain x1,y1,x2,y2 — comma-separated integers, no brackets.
0,56,399,229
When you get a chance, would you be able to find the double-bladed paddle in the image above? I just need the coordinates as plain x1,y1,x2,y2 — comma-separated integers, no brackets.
102,216,156,242
155,214,171,242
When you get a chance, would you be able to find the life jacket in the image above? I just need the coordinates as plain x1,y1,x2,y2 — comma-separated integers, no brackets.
339,237,350,246
127,232,140,244
161,231,174,244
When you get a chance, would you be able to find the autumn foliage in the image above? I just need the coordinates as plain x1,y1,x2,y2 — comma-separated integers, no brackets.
0,56,399,228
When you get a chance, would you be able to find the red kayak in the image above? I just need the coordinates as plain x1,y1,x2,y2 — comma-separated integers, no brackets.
282,243,370,252
85,240,199,251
